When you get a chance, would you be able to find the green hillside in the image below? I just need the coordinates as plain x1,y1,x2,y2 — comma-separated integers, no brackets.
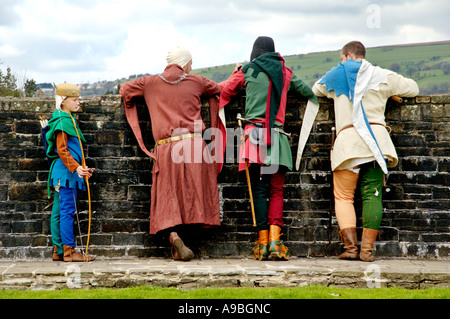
191,42,450,95
63,41,449,96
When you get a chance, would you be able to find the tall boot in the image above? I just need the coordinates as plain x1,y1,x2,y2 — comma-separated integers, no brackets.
169,232,194,261
52,245,63,261
338,227,359,260
269,225,290,260
360,228,379,262
252,230,269,260
63,245,95,262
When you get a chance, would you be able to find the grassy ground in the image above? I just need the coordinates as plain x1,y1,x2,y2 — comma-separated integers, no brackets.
1,286,448,299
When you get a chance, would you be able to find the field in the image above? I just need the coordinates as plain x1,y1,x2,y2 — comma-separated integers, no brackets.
73,41,449,96
192,41,450,95
0,285,448,299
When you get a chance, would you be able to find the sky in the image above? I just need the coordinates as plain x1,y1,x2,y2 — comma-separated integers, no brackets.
0,0,449,85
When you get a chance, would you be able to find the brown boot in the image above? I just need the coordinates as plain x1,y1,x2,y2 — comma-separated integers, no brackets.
338,228,359,260
252,230,269,261
269,225,290,260
63,245,95,262
360,228,379,262
169,232,194,261
52,245,63,261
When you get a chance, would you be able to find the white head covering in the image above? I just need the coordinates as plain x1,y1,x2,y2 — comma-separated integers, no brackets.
166,46,192,68
55,95,64,110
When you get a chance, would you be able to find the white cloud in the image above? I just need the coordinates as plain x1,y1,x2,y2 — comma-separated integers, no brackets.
395,25,447,44
0,43,25,58
104,22,194,79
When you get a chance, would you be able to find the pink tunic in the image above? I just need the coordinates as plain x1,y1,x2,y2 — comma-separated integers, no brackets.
121,64,222,234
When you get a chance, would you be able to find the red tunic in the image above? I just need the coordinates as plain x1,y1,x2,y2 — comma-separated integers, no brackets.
121,64,222,234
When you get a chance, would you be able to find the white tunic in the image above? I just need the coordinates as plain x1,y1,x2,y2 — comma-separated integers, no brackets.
313,69,419,171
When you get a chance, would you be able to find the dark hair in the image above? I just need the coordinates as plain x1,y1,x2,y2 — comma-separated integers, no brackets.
250,36,275,61
341,41,366,58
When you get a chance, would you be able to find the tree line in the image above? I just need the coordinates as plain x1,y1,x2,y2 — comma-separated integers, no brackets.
0,62,39,97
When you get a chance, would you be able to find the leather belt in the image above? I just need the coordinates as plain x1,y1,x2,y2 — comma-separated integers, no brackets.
338,123,391,136
155,133,202,146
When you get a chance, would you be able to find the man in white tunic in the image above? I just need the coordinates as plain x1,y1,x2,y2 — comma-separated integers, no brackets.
312,41,419,262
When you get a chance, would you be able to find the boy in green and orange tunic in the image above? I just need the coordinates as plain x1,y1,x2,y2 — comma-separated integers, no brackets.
45,83,95,262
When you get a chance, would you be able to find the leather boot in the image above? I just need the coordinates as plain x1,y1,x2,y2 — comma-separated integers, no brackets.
269,225,290,260
360,228,379,262
169,232,194,261
63,245,95,262
52,245,63,261
338,228,359,260
252,230,269,260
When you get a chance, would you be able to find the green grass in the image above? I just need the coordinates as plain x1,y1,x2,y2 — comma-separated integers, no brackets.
1,286,448,299
80,42,449,96
191,42,450,94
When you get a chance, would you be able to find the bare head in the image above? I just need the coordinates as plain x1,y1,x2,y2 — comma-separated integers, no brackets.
340,41,366,62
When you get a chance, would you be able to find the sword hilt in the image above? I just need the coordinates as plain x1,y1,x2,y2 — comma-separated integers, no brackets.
237,113,243,127
274,128,291,138
236,114,291,137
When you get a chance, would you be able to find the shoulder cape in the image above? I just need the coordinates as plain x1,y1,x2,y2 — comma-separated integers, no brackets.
45,110,86,161
318,59,393,174
242,52,292,146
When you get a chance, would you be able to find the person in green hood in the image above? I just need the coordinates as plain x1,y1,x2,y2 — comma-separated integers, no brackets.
219,36,319,261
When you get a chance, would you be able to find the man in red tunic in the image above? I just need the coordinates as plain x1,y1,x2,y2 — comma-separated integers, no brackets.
120,47,228,261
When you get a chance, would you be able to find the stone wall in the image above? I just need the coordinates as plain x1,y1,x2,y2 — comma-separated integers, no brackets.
0,94,448,260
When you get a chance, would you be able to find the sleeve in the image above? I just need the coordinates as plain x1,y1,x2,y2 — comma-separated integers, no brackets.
312,79,330,98
120,77,146,108
219,70,246,108
56,131,80,173
203,76,221,97
290,74,319,103
387,73,419,98
120,76,156,161
217,68,240,91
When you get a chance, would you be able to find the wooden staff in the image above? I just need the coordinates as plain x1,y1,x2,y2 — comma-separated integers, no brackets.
237,113,256,227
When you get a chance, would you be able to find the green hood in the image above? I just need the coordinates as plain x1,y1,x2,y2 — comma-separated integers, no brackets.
242,52,290,145
45,110,86,161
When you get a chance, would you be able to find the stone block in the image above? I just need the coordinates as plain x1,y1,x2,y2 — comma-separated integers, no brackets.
423,104,448,119
400,104,421,120
401,158,437,171
430,95,450,104
128,185,151,201
415,96,431,103
8,183,47,201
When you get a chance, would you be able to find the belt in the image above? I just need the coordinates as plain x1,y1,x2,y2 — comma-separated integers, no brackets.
155,133,202,146
338,123,391,136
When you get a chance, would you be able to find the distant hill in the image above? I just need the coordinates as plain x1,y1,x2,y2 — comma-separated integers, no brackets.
191,40,450,95
40,41,449,96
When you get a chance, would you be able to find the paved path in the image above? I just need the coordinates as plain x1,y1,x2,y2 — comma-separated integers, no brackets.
0,257,448,290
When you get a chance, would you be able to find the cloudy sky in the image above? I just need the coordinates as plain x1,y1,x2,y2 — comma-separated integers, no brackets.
1,0,449,85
